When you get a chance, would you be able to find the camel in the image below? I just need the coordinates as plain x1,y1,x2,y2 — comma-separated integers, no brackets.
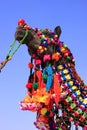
13,19,87,130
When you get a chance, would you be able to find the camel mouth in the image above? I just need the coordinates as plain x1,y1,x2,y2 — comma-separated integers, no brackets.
15,32,24,41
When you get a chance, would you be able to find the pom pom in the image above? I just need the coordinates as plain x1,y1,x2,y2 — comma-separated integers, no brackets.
26,83,32,89
74,121,79,126
38,46,42,50
24,24,30,30
47,38,51,44
41,108,48,115
41,29,46,33
52,53,59,61
43,54,51,62
69,117,73,122
18,19,25,26
53,34,58,40
32,82,38,89
37,31,41,36
34,59,41,65
84,126,87,130
42,74,48,83
28,62,33,68
31,54,36,58
34,28,38,33
45,28,49,31
37,46,46,53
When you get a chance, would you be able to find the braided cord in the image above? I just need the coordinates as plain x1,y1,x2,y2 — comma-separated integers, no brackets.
0,30,28,71
6,39,16,58
7,30,28,58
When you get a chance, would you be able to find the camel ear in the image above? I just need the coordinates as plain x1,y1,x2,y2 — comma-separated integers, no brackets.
54,26,62,38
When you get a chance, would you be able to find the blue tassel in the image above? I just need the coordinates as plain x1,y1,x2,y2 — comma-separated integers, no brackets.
43,66,53,91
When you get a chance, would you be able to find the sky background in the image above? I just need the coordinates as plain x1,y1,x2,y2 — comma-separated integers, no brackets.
0,0,87,130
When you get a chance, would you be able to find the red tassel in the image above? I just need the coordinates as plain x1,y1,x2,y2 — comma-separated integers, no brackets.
53,74,61,104
36,70,42,89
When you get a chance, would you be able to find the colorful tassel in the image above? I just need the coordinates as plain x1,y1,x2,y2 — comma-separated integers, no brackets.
36,70,42,89
43,66,53,91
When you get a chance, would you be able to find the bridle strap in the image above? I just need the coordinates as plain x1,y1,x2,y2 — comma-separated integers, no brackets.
0,30,29,71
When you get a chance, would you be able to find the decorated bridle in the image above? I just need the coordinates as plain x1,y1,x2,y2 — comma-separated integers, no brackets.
0,19,29,71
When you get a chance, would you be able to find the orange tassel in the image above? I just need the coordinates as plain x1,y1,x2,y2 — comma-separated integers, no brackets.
53,74,61,104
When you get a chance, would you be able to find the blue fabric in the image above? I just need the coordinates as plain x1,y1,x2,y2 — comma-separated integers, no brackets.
43,66,53,91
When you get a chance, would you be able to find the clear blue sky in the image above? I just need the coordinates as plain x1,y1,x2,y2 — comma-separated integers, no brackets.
0,0,87,130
